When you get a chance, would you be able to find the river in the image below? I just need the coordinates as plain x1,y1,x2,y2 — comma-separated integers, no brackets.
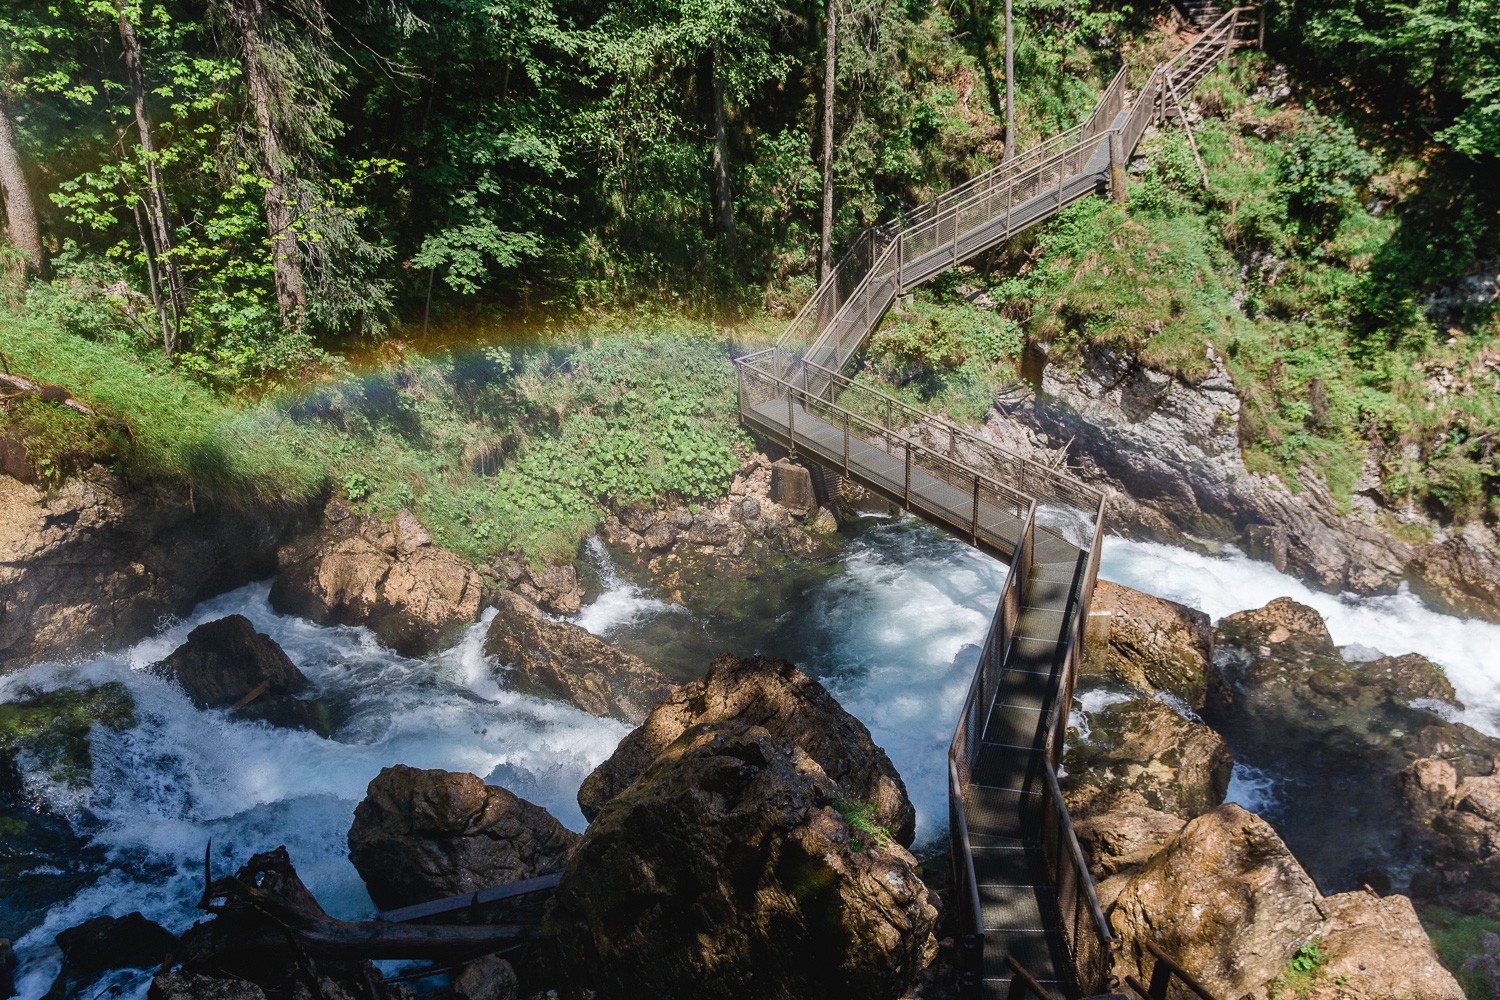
3,516,1499,997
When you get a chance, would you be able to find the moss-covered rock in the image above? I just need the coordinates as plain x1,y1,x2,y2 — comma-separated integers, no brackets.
0,682,134,788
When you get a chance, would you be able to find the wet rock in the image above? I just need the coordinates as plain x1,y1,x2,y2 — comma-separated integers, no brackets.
577,653,916,847
0,469,310,671
1083,582,1213,709
154,615,330,735
543,722,938,1000
1405,763,1500,918
449,955,519,1000
148,972,269,1000
1309,891,1464,1000
1401,758,1459,822
272,504,496,657
1409,532,1500,626
0,939,14,1000
482,591,674,723
1109,804,1327,998
1065,698,1231,821
348,765,579,911
48,912,178,996
1207,597,1484,892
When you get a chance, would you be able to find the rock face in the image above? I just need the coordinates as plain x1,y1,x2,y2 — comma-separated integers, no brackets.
154,615,330,735
1109,804,1327,998
148,972,268,1000
543,721,938,1000
1083,582,1213,710
348,765,579,911
1405,759,1500,918
1073,804,1184,882
271,504,497,657
577,653,916,847
482,592,675,723
1064,698,1231,821
0,470,309,671
1309,891,1464,1000
1207,596,1481,892
1409,531,1500,625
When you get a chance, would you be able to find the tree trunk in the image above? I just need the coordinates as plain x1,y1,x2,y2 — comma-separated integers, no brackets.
118,1,189,354
0,98,43,276
819,0,837,284
1004,0,1015,161
709,48,737,253
225,0,306,332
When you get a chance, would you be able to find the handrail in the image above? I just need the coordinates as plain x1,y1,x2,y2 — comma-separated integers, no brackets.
1043,766,1116,954
1124,940,1223,1000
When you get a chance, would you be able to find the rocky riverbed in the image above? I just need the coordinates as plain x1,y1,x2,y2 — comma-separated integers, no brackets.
5,443,1500,998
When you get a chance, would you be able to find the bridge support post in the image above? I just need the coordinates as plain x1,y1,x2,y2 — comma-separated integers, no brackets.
1109,129,1128,204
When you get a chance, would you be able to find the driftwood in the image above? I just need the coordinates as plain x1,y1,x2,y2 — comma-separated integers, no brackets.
193,846,534,965
0,370,98,417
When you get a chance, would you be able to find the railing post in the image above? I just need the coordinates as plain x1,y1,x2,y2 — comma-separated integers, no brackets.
896,232,905,292
970,475,980,546
904,442,912,508
1109,128,1128,204
843,410,851,476
787,394,796,453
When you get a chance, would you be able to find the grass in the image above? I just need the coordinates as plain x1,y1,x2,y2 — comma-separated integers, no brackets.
1267,937,1336,999
1421,906,1500,1000
0,304,757,566
831,798,894,853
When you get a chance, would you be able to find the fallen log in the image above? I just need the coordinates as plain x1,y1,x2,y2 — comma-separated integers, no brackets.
0,371,99,418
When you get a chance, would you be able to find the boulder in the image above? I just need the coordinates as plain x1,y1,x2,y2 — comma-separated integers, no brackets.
1064,697,1232,821
1109,804,1327,998
577,653,916,847
272,504,496,657
1405,763,1500,918
482,591,675,723
1083,581,1213,709
0,469,309,671
449,955,518,1000
348,765,579,911
542,722,938,1000
1207,597,1486,893
1307,891,1464,1000
154,615,330,735
1073,804,1185,880
49,911,179,996
148,972,269,1000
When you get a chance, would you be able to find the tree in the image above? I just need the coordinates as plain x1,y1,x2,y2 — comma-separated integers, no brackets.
820,0,836,282
0,97,40,275
115,0,188,353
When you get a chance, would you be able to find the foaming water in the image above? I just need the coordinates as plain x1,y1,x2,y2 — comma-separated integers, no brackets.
572,537,674,636
1099,537,1500,736
2,584,628,998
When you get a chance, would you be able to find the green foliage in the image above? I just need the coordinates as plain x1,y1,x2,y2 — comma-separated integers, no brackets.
1268,937,1334,999
831,798,893,853
0,394,124,485
1278,115,1377,237
0,683,135,788
1421,906,1500,1000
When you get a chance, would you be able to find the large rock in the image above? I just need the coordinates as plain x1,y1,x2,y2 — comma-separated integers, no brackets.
347,765,579,911
271,504,496,657
1083,581,1213,709
1307,891,1464,1000
542,721,938,1000
577,654,916,847
1109,804,1327,998
0,469,309,671
154,615,330,735
1073,804,1185,881
55,912,177,974
482,592,674,723
1207,596,1483,893
148,972,269,1000
1409,530,1500,625
1065,697,1232,821
1405,762,1500,917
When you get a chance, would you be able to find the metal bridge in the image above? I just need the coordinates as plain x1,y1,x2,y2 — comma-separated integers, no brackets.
734,9,1259,998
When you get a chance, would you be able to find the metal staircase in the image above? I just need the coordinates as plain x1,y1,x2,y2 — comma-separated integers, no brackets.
734,11,1258,998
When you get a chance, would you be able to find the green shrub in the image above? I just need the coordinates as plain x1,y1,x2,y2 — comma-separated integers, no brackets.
1421,907,1500,1000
